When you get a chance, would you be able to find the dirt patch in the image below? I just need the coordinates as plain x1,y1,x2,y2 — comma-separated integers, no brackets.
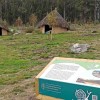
0,78,38,100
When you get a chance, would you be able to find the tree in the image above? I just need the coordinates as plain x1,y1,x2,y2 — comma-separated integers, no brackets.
46,9,58,40
29,13,37,27
3,19,8,27
47,9,58,26
15,17,23,27
0,0,2,19
0,0,97,24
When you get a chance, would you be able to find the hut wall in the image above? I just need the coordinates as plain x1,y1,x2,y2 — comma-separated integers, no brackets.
2,29,8,35
52,27,67,34
39,26,68,34
39,26,45,33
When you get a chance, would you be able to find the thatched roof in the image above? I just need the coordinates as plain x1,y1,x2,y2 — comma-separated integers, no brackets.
37,9,69,29
0,25,9,31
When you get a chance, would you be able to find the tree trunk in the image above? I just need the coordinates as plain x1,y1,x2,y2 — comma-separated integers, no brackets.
0,1,2,19
63,2,66,20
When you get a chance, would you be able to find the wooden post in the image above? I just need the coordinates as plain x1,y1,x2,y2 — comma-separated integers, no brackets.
46,30,52,40
50,32,52,40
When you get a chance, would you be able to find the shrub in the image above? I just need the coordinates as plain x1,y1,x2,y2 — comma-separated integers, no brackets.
25,27,34,33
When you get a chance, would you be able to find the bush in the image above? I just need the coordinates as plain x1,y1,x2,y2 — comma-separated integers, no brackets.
25,27,34,33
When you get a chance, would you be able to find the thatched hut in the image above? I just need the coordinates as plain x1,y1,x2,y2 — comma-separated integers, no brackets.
0,25,9,36
37,8,69,34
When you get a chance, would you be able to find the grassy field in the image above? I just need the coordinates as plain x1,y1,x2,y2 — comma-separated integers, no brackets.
0,24,100,100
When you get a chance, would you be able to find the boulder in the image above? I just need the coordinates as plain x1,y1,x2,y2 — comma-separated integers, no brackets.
70,43,90,53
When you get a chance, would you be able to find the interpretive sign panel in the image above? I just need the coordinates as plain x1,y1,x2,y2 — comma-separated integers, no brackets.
35,57,100,100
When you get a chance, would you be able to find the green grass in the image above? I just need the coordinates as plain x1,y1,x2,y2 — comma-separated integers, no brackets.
0,24,100,85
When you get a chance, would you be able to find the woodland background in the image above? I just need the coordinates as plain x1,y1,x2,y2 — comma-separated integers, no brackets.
0,0,97,25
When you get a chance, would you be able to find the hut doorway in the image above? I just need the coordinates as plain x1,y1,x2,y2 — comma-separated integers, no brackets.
0,27,2,36
45,25,52,33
